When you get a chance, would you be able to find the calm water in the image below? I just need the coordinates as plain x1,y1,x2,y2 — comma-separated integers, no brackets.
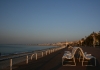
0,45,56,56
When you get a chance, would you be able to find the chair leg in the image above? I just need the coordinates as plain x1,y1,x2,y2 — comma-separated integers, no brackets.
62,58,64,66
73,58,76,66
82,58,96,66
94,58,96,66
82,58,84,66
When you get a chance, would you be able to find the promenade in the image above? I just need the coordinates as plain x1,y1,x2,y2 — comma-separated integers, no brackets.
3,46,100,70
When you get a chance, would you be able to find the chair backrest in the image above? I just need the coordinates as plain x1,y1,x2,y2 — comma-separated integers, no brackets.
78,47,89,59
66,47,90,59
71,47,79,58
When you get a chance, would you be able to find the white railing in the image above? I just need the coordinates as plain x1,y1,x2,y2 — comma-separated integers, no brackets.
0,46,66,70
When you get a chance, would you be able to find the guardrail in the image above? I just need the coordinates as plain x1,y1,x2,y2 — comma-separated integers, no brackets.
0,46,66,70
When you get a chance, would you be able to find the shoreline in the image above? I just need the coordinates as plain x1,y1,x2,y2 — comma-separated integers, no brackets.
0,46,65,70
0,45,57,56
0,46,58,60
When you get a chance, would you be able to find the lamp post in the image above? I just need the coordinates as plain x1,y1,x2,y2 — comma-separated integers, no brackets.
85,36,87,47
92,35,95,48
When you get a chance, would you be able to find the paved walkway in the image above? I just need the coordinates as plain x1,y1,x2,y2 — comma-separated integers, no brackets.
3,47,100,70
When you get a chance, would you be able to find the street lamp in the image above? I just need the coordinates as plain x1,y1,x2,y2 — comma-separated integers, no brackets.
92,34,95,48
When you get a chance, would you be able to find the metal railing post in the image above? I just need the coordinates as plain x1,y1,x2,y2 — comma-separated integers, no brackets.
31,54,34,60
36,53,37,60
46,51,47,55
26,55,28,64
10,59,12,70
42,52,43,57
49,50,50,54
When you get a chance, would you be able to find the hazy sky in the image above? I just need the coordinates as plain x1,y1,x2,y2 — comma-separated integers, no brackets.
0,0,100,44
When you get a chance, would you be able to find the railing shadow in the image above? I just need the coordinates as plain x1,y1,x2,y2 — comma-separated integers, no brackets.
86,58,100,70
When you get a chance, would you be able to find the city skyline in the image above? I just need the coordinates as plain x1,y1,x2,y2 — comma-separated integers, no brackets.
0,0,100,44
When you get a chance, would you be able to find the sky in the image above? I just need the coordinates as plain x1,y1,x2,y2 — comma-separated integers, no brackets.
0,0,100,44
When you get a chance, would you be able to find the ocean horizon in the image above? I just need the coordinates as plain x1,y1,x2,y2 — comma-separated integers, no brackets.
0,45,56,56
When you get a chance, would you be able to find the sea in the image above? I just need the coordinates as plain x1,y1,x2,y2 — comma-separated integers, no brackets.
0,45,56,56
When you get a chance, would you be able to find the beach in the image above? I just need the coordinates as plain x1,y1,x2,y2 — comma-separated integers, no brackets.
1,46,100,70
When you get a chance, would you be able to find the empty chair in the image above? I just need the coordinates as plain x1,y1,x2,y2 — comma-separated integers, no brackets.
78,47,96,66
62,47,78,66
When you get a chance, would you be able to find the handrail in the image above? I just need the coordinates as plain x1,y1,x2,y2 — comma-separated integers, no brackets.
0,46,66,70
